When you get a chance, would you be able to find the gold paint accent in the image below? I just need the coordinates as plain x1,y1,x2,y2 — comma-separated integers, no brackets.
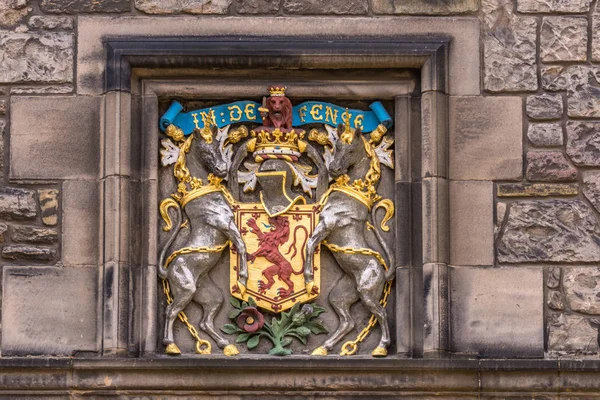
159,198,180,232
228,125,249,144
310,104,323,121
165,343,181,355
311,346,328,356
369,124,387,144
166,124,185,142
340,108,354,144
269,86,287,96
308,128,332,146
298,139,307,153
252,128,305,156
373,199,394,232
198,109,215,144
371,346,388,357
224,344,240,356
247,137,257,153
180,185,223,208
322,241,389,271
246,316,255,324
165,242,230,268
196,340,212,355
180,219,189,229
305,280,315,294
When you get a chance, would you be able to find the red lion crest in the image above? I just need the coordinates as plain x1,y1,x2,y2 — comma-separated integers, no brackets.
246,216,308,298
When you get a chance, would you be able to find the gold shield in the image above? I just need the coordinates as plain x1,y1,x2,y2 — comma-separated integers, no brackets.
230,203,321,312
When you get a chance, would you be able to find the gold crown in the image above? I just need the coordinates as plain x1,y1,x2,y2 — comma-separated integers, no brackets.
268,86,286,97
250,128,307,160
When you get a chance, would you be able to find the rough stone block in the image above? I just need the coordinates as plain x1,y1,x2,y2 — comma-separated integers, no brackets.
541,65,568,91
526,151,577,182
10,85,73,95
527,123,563,147
0,0,29,27
483,0,537,92
0,31,73,83
28,16,74,30
282,0,367,14
1,266,99,355
1,245,55,261
497,200,600,263
563,267,600,315
583,171,600,214
135,0,230,14
10,96,101,180
38,189,59,226
548,290,564,311
62,180,100,266
449,96,522,180
40,0,130,13
592,2,600,62
548,313,599,354
0,221,7,242
11,225,58,244
518,0,592,12
497,183,578,197
0,99,5,115
0,187,36,220
449,266,543,358
541,17,588,62
449,181,493,266
566,121,600,166
236,0,279,13
526,93,563,120
540,65,600,117
372,0,478,14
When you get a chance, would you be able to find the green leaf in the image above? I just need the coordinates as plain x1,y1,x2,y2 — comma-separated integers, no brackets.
230,297,241,309
286,332,307,345
271,316,281,337
281,337,293,347
309,304,327,318
247,334,260,349
291,326,311,337
306,320,328,335
248,297,257,307
221,323,242,334
242,301,248,308
236,333,251,343
228,309,242,319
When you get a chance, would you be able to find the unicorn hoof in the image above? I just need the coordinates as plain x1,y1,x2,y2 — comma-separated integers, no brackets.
237,281,247,296
224,344,240,357
165,343,181,355
371,347,388,357
311,346,328,356
306,281,315,294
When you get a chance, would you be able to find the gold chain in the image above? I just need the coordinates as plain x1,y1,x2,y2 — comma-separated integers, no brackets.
161,242,230,354
321,241,392,356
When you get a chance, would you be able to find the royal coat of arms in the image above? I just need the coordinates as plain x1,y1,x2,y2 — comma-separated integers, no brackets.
157,86,396,357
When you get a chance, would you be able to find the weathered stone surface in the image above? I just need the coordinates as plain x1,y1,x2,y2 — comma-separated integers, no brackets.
541,17,587,62
540,65,600,118
449,96,522,180
0,99,5,115
483,0,537,92
10,96,101,180
495,201,507,239
528,123,563,147
28,16,73,30
450,181,493,266
0,31,73,83
1,245,55,261
372,0,478,14
498,200,600,263
541,65,568,91
10,84,73,94
1,266,99,355
593,2,600,62
548,314,599,353
11,225,58,244
282,0,367,14
62,180,99,265
135,0,230,14
526,151,577,182
566,121,600,166
0,0,28,27
236,0,279,13
526,93,563,120
547,290,564,311
497,183,578,197
583,171,600,214
450,267,543,358
563,267,600,315
0,187,36,220
38,189,58,226
517,0,592,13
40,0,129,13
0,221,7,242
548,267,561,289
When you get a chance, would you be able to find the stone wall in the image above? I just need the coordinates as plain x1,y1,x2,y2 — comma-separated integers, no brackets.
2,0,600,365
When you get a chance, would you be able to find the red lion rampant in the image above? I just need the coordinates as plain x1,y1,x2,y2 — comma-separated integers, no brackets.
246,216,308,298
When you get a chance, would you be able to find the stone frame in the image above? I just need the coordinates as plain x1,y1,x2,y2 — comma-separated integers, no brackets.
99,36,451,357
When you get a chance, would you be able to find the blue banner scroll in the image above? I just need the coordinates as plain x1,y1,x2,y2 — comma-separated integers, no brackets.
160,100,393,135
